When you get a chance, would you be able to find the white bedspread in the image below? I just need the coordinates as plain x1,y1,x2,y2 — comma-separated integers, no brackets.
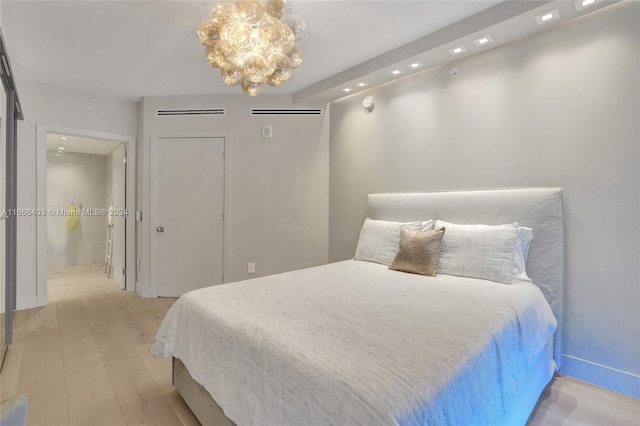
151,260,557,426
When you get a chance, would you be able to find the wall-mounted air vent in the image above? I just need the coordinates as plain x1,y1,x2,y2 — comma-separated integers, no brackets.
157,108,225,117
250,108,323,116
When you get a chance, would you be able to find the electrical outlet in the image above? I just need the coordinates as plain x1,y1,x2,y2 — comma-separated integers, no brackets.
248,263,256,274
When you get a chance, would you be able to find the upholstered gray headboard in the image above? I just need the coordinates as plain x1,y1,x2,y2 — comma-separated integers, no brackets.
367,188,564,368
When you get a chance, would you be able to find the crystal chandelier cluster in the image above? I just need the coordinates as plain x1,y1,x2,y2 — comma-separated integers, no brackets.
197,0,306,96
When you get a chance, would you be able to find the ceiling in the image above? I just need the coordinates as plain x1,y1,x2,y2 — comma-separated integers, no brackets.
1,0,616,103
47,133,123,156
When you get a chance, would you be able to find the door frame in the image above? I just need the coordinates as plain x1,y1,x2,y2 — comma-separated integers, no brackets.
149,131,231,298
36,124,136,305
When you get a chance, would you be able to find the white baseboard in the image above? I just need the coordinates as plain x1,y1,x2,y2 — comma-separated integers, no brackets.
135,281,154,298
16,295,40,310
562,354,639,399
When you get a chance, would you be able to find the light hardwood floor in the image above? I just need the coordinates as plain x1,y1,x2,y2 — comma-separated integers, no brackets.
46,264,125,303
1,264,199,426
1,264,638,425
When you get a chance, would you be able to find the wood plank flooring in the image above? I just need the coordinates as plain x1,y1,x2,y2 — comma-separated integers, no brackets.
1,264,198,426
1,264,638,426
47,264,124,303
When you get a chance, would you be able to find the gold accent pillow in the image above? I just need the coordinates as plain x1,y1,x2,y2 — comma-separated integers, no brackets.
389,226,445,276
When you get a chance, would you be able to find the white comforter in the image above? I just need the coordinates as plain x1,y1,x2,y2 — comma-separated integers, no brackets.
151,260,557,426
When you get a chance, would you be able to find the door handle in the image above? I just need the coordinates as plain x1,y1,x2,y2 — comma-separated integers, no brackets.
156,226,164,232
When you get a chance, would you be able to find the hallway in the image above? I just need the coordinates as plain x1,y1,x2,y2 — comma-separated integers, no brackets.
47,263,121,303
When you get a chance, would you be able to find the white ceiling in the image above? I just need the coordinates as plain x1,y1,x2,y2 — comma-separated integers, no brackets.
1,0,617,103
2,0,502,100
47,133,123,155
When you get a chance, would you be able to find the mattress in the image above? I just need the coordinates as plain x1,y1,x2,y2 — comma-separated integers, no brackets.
151,260,557,426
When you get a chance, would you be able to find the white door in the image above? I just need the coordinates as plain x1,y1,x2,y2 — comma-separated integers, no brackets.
156,137,225,297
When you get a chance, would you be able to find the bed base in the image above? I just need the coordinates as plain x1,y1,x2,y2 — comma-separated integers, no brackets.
173,358,235,426
173,342,555,426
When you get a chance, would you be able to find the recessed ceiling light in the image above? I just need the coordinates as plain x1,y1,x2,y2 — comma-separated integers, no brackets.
473,35,494,47
448,45,467,56
389,69,405,76
535,9,559,25
60,137,68,140
58,147,65,150
56,153,61,157
575,0,601,10
407,61,424,70
356,82,368,87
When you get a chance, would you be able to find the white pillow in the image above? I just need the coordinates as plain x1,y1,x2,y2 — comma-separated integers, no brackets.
513,227,533,282
355,218,434,266
435,220,519,284
495,223,534,282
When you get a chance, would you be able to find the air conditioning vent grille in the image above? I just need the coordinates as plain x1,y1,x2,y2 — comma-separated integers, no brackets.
250,108,323,116
157,108,225,116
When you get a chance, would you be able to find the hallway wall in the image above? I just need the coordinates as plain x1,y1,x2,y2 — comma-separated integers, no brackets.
47,150,107,267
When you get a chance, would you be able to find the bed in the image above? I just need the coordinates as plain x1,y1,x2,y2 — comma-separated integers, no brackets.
151,188,564,426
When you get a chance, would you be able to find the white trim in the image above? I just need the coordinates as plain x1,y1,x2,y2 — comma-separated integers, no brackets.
36,124,136,306
563,354,640,378
135,281,153,298
562,354,640,398
149,131,231,298
16,295,38,311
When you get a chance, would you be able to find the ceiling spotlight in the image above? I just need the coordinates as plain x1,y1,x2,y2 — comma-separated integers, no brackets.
473,35,494,47
342,88,353,93
575,0,601,10
58,147,65,150
535,9,559,25
407,61,424,70
60,137,68,140
356,82,368,87
448,45,467,56
389,69,405,76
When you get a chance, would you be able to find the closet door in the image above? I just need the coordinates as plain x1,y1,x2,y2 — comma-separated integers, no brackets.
0,28,22,368
155,136,225,297
0,81,6,365
3,89,17,355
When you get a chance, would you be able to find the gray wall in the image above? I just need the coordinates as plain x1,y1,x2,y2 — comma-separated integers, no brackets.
47,151,107,267
137,94,329,294
329,2,639,396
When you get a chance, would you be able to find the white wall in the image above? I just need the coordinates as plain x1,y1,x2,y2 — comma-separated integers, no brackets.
14,80,136,308
329,2,639,397
47,151,107,267
136,94,329,296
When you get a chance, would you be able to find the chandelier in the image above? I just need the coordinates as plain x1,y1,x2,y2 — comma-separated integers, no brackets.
197,0,306,96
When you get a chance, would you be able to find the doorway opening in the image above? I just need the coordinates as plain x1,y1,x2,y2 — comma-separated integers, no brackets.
46,133,126,302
